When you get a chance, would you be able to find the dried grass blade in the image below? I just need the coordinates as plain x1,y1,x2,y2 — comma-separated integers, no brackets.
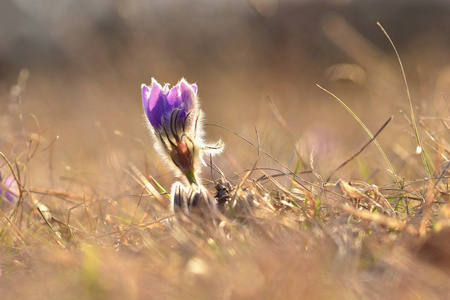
316,85,399,184
377,22,432,177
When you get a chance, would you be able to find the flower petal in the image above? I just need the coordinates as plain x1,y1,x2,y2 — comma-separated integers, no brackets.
162,83,170,95
191,84,198,94
142,79,168,129
1,174,18,203
141,83,151,116
178,79,196,111
167,85,181,107
149,78,163,111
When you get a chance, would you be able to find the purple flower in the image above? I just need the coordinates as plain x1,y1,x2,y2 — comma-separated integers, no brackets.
0,173,19,204
141,78,223,186
142,78,198,131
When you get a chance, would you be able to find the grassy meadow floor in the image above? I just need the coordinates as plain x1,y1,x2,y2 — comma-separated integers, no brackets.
1,72,450,299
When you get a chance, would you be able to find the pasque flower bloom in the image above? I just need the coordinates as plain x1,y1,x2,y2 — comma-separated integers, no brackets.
141,78,222,186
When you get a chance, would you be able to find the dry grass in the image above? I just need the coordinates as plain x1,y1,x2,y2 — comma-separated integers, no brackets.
1,69,450,300
1,3,450,299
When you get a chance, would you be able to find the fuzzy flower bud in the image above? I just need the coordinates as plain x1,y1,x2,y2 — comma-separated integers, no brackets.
142,78,222,185
170,181,215,216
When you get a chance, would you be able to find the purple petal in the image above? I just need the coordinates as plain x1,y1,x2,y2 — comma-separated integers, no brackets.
167,85,181,107
162,83,170,95
142,79,168,129
191,84,198,94
1,174,18,204
178,79,196,111
141,84,153,121
148,79,163,111
141,84,151,108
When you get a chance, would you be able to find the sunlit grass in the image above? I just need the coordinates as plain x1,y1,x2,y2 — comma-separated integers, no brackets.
1,34,450,300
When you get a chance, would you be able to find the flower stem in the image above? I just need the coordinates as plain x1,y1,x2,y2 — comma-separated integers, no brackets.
185,170,198,186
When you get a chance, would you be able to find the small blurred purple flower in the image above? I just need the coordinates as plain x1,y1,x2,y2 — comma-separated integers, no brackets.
0,173,19,205
142,78,222,186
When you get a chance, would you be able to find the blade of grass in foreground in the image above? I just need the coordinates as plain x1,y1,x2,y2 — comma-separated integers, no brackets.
317,85,400,186
377,22,433,178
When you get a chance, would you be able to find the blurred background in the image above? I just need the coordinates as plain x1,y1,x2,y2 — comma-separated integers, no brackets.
1,0,450,190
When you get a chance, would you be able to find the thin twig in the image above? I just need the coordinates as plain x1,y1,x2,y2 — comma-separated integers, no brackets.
317,85,399,185
206,123,310,191
326,116,393,182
